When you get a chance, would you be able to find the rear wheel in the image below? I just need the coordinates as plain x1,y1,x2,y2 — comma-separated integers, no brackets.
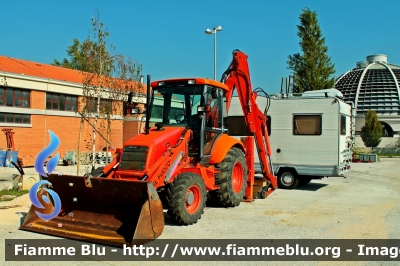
278,170,299,189
299,177,312,186
210,147,247,207
166,172,206,225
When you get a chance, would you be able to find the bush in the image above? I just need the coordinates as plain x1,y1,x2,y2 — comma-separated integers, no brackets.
360,132,382,147
360,110,382,147
0,188,29,202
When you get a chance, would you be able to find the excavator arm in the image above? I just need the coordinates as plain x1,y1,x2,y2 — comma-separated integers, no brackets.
222,50,278,191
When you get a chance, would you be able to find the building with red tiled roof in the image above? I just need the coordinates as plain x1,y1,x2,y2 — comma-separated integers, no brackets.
0,55,145,167
0,55,85,83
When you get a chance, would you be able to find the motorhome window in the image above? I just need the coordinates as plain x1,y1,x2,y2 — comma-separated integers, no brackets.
340,115,346,135
293,115,322,135
225,115,271,136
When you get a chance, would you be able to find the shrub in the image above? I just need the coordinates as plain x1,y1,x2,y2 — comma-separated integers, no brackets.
360,110,382,147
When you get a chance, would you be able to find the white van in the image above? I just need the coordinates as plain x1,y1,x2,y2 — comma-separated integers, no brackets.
226,89,355,189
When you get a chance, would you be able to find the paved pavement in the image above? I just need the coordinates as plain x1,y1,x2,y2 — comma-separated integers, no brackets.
1,157,398,189
1,158,400,265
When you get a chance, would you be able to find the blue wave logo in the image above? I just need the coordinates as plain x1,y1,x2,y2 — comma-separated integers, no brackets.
30,130,62,221
34,130,60,176
29,180,62,221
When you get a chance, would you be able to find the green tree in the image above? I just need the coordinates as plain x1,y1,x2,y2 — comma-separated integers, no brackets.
360,110,382,147
52,38,84,69
287,7,335,93
63,12,143,174
52,38,110,72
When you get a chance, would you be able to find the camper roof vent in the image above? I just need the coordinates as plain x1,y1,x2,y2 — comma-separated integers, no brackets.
301,88,343,99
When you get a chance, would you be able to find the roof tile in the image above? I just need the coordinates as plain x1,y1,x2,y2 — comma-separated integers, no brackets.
0,55,84,83
0,55,146,94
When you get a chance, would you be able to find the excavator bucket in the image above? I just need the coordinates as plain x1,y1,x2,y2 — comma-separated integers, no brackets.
20,174,164,247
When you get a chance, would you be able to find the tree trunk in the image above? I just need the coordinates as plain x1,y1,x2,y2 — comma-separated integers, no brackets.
105,113,111,164
91,96,100,173
76,116,84,175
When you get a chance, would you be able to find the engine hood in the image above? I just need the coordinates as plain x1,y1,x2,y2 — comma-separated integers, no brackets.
122,126,186,170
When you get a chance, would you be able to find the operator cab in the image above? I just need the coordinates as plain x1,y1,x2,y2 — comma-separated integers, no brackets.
149,78,228,160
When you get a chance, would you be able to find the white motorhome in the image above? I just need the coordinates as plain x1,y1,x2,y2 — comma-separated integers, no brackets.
226,89,355,189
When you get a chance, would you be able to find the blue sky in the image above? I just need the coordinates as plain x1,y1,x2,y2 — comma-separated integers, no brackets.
2,0,400,94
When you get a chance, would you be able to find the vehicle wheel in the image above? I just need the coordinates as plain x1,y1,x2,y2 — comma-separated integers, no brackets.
157,188,169,209
166,172,206,225
259,191,267,199
299,177,312,186
278,170,299,189
210,147,247,207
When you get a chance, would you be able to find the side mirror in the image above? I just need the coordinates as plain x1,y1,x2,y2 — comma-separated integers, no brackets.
211,89,218,99
127,92,133,104
197,105,211,113
125,107,141,116
130,108,141,114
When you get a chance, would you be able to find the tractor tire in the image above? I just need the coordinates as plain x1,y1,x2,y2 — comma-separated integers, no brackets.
278,170,299,189
166,172,207,225
210,147,247,207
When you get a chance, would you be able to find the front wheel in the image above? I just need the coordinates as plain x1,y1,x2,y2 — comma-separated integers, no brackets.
166,172,206,225
278,170,299,189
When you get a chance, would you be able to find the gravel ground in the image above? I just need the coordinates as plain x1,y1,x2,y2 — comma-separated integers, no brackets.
0,159,399,265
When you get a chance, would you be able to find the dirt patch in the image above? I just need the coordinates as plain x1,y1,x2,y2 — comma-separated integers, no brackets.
0,205,23,209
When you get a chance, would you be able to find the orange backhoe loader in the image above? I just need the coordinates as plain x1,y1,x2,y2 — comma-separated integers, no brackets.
21,50,277,247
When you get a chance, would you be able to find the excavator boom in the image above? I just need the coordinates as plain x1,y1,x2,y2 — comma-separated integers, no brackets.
222,50,278,191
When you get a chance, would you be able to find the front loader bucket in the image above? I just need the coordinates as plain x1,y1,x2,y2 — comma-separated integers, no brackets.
20,174,164,247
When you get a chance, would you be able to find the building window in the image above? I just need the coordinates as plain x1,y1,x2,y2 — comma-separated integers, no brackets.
0,87,30,107
0,113,31,124
46,93,77,111
340,115,346,135
293,115,322,135
102,99,113,114
87,98,113,113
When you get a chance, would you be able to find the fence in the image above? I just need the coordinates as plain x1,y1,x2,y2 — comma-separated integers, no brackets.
65,151,113,165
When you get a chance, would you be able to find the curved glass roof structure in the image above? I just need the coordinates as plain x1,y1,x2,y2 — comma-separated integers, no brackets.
335,54,400,116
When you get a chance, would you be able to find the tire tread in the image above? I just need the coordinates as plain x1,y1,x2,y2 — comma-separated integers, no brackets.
166,172,206,225
210,147,247,207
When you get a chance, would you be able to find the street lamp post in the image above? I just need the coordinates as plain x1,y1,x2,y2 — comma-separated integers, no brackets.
205,26,222,80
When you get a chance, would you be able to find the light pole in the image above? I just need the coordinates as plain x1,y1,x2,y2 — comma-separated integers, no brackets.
205,26,222,80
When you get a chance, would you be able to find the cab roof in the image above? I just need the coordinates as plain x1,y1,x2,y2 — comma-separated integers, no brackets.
151,78,229,91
